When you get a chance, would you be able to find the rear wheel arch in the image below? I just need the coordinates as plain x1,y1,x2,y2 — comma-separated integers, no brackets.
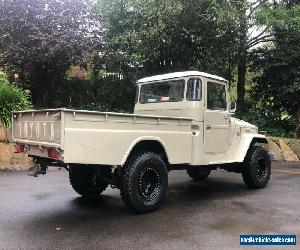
123,139,169,166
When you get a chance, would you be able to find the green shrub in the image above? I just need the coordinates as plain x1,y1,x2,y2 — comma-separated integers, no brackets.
78,103,128,113
0,81,31,128
0,71,9,85
236,109,295,138
53,75,135,113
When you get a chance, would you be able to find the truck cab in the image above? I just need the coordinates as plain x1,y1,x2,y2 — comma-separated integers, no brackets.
134,71,264,166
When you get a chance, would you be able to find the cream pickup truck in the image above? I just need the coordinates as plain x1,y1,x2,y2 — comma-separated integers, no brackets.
12,71,273,213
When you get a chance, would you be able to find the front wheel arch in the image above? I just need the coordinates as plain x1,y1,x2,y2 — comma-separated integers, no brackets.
238,135,269,163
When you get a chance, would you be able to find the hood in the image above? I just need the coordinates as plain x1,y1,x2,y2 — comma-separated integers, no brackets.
231,117,258,130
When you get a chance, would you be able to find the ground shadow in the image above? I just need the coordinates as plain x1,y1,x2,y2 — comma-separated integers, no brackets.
22,174,258,233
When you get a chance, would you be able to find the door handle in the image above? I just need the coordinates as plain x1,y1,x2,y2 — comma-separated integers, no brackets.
206,125,212,130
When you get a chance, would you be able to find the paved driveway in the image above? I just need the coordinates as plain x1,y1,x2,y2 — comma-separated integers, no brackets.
0,162,299,250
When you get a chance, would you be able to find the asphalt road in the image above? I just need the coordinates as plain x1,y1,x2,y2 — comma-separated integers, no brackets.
0,162,299,250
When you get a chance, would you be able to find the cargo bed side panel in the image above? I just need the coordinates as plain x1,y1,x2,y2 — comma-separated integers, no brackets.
63,111,192,165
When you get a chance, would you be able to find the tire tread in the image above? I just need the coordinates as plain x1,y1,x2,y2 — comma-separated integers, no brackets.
242,146,271,189
120,151,168,213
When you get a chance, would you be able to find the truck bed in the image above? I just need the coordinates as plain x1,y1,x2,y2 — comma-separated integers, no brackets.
12,109,193,165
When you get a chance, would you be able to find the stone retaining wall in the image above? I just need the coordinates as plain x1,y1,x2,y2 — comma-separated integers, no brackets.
0,126,32,171
0,142,32,171
0,126,8,142
267,138,300,162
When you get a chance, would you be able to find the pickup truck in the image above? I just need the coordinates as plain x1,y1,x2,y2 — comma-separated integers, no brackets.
12,71,273,213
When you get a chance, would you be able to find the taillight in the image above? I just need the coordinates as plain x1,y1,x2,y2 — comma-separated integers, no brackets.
15,145,25,153
48,149,60,160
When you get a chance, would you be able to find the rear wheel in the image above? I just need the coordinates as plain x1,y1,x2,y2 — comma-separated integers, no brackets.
69,165,111,198
120,151,168,213
242,146,271,189
187,167,211,181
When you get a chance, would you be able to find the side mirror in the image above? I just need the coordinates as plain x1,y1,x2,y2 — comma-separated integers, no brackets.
230,101,237,113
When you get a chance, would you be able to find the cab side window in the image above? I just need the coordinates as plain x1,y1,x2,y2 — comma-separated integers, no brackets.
186,78,202,101
207,82,227,110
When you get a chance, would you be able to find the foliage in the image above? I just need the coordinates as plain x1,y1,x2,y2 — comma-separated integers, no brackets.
251,1,300,137
0,0,104,107
236,109,295,137
228,0,274,111
0,71,9,85
0,77,31,128
98,0,239,81
77,103,128,114
53,75,135,113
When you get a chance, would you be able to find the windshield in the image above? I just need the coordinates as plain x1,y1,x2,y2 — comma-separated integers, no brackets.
139,79,185,104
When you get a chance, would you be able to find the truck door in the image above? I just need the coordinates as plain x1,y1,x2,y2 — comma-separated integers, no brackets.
204,81,230,154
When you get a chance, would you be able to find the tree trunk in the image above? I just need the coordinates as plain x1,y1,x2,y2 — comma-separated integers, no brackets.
31,82,41,107
237,51,247,112
30,64,51,108
237,2,247,113
295,102,300,138
30,64,43,107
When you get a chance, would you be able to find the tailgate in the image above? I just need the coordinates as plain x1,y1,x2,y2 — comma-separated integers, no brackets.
12,110,63,157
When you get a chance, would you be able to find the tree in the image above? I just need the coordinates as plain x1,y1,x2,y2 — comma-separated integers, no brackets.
251,1,300,137
0,72,31,141
98,0,239,82
0,0,104,107
231,0,273,112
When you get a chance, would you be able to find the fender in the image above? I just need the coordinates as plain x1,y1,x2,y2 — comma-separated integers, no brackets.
121,136,170,165
234,134,268,163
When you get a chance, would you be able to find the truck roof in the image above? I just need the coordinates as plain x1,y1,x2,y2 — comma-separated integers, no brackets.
137,71,228,84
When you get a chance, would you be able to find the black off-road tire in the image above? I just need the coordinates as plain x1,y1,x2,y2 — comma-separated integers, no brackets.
187,168,211,181
242,146,271,189
69,165,111,198
120,151,168,213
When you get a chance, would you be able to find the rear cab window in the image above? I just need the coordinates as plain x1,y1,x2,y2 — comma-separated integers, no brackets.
139,79,185,104
186,78,202,101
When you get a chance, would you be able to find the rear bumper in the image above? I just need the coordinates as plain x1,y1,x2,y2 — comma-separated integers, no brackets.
14,142,64,162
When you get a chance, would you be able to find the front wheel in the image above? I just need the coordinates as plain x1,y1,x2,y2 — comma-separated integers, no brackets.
242,146,271,189
187,168,211,181
120,151,168,213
